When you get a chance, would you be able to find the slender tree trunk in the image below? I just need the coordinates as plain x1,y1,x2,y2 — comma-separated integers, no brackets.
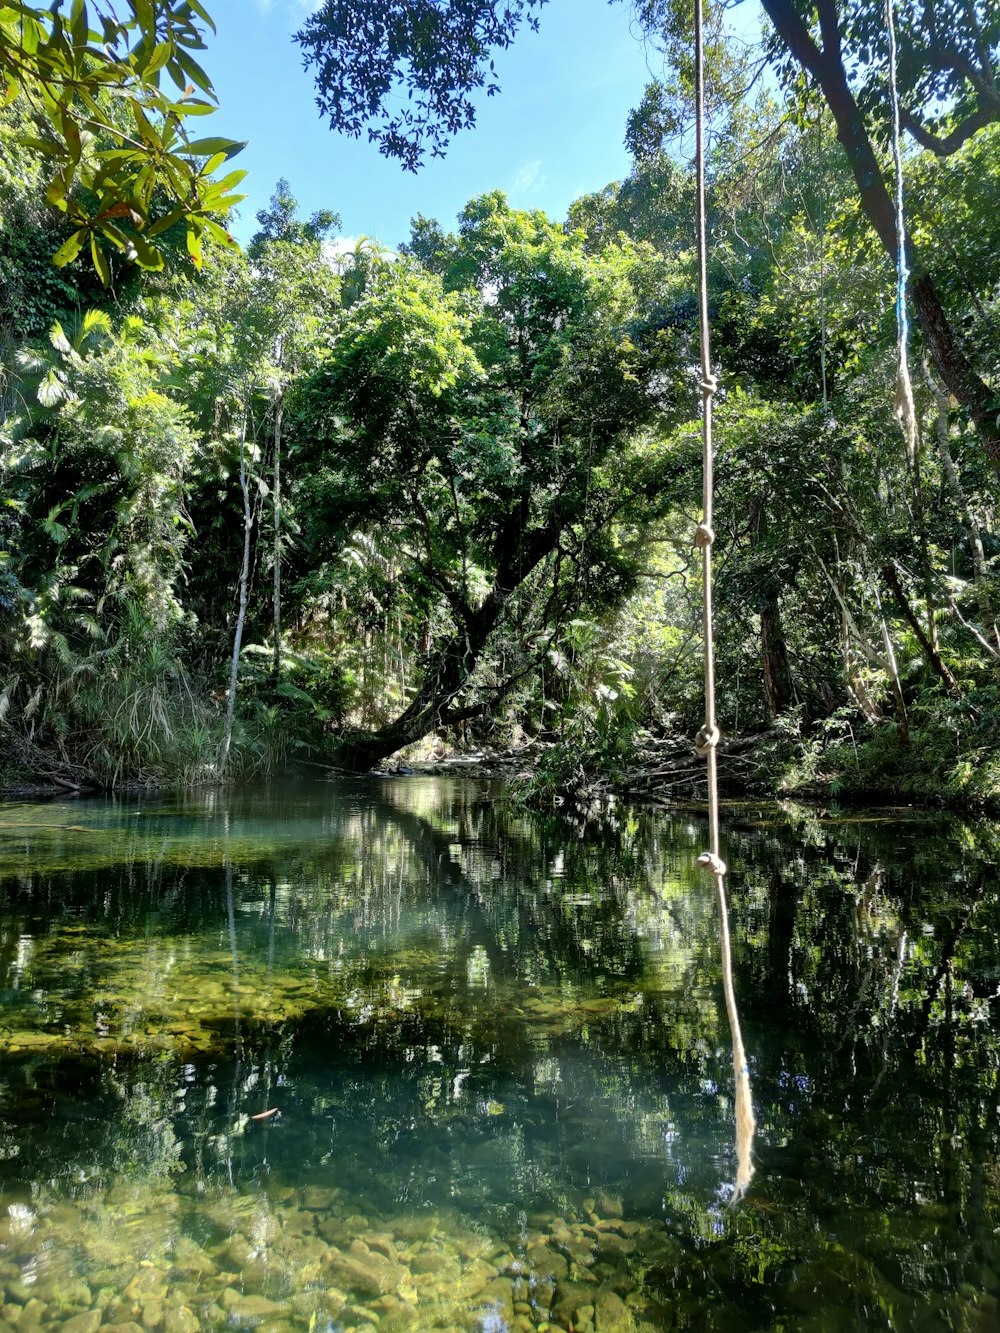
219,420,253,778
880,563,959,693
814,545,881,718
839,601,880,721
907,427,941,656
872,581,909,744
272,390,283,682
819,543,908,735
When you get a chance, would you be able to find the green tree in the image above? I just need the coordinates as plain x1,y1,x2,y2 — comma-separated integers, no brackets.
247,180,340,680
290,192,686,768
295,0,547,171
0,1,245,281
301,0,1000,471
146,187,341,774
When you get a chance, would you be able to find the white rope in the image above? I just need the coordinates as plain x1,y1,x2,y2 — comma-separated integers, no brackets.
886,0,919,462
693,0,755,1201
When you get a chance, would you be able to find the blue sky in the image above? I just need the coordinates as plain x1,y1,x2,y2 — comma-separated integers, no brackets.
203,0,675,250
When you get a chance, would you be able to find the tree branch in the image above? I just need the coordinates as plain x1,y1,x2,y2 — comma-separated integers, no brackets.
899,103,994,156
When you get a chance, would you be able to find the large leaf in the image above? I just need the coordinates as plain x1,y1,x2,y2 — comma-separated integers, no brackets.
52,228,86,267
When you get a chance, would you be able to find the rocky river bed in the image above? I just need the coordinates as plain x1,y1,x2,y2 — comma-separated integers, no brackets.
0,1180,705,1333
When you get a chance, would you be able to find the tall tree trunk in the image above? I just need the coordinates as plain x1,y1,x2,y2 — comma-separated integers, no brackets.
841,604,880,721
814,544,881,718
759,0,1000,471
872,581,910,745
219,421,253,779
760,598,795,718
272,389,283,683
907,425,941,658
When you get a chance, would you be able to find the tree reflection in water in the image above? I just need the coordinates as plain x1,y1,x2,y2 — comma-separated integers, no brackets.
0,782,996,1328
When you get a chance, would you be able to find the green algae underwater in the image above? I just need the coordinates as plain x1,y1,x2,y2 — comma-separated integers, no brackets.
0,779,997,1332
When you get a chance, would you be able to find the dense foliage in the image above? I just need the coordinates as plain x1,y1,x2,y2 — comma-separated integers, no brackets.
1,0,999,808
0,1,246,280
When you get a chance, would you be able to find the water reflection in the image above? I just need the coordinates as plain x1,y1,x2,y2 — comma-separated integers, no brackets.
711,867,756,1201
0,783,997,1329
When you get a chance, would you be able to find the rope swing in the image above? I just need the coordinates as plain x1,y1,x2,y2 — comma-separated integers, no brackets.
692,0,756,1200
886,0,919,462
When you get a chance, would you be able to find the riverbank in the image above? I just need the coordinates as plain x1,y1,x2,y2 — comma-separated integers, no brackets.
6,712,1000,816
398,721,1000,817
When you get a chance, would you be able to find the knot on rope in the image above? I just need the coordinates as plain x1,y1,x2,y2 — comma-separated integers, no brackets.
701,372,718,396
694,523,715,550
697,850,727,877
695,724,720,754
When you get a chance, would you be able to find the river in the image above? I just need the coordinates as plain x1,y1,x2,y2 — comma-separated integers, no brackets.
0,778,996,1331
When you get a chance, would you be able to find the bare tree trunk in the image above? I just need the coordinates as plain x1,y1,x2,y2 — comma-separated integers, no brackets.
872,581,909,744
906,422,943,658
219,419,253,779
272,390,283,682
813,543,881,718
841,604,880,722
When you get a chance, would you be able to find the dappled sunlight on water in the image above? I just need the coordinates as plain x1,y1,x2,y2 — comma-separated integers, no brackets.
0,780,997,1329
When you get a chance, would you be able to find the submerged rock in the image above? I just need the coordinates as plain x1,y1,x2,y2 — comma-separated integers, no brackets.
324,1243,401,1297
161,1308,199,1333
594,1288,637,1333
220,1288,285,1319
61,1314,101,1333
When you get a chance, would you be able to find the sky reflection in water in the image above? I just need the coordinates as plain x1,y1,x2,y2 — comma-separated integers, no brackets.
0,779,996,1331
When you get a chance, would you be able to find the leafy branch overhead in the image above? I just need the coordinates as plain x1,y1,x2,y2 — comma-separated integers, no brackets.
295,0,548,171
0,0,247,281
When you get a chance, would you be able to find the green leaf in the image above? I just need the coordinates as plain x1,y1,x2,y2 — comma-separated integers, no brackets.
90,233,111,286
205,168,247,196
185,223,203,269
70,0,88,49
183,135,245,158
37,370,66,408
174,46,214,96
202,217,236,247
130,100,160,148
179,0,217,34
134,0,154,36
81,309,112,336
49,321,71,353
201,150,228,177
144,42,173,76
42,509,69,544
127,231,165,271
17,135,65,158
146,205,185,237
52,228,86,267
164,96,216,115
45,169,71,208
